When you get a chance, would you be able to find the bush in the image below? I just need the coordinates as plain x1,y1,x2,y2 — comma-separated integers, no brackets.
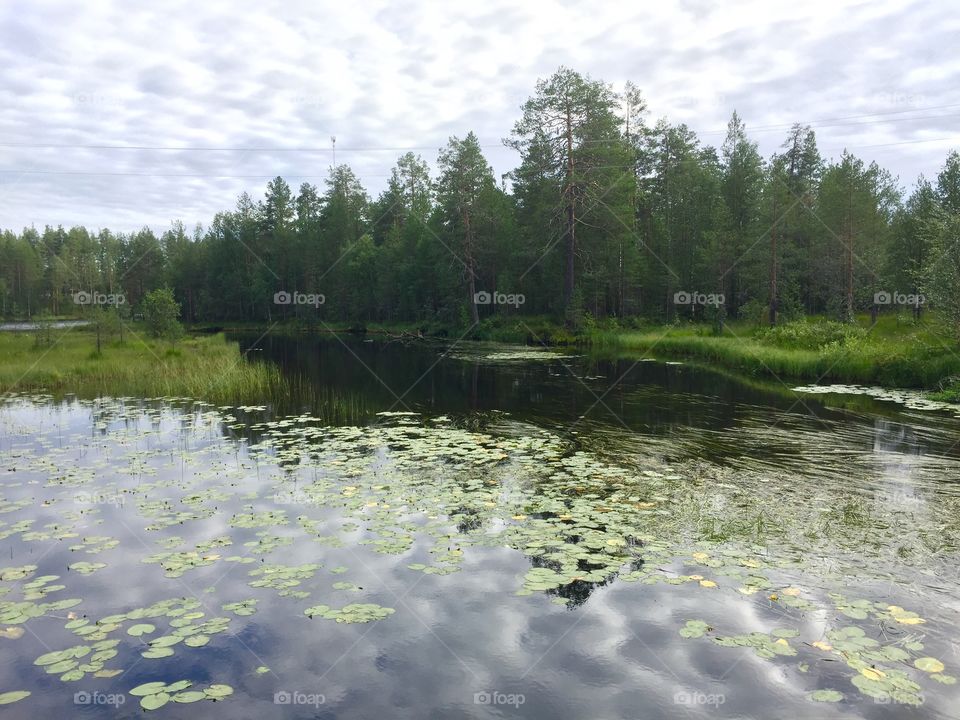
32,315,54,348
757,318,867,350
141,288,183,342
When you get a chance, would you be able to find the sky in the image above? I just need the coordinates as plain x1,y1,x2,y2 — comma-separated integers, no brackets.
1,0,958,234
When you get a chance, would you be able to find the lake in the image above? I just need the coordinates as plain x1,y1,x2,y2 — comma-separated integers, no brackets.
1,334,958,718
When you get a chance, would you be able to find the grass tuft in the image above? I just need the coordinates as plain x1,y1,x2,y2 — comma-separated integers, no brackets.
0,330,285,405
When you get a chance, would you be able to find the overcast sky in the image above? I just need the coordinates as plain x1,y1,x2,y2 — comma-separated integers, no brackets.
1,0,958,234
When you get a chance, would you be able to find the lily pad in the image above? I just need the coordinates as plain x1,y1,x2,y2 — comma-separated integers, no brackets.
679,620,710,639
130,682,169,697
915,657,945,673
172,691,207,703
810,689,843,702
204,684,234,699
0,691,30,705
140,692,170,710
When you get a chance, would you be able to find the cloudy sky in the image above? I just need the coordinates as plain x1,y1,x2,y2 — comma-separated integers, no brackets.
1,0,957,233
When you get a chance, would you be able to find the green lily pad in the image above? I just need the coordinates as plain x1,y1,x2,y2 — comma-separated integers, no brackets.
130,682,169,696
914,657,945,673
771,628,799,638
0,691,30,705
304,603,395,623
679,620,710,638
810,689,843,702
172,691,207,703
140,692,170,710
204,684,234,699
127,623,156,637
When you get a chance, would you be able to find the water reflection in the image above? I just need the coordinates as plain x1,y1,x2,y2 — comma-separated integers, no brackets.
1,341,960,718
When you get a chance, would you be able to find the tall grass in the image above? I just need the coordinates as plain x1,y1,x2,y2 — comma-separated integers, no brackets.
589,315,960,389
0,330,286,404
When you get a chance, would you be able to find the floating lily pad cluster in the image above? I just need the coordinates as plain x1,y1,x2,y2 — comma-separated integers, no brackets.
28,596,233,678
34,640,122,681
304,603,395,623
131,680,233,710
679,617,954,706
68,535,119,554
1,566,82,625
142,547,225,578
243,531,293,554
248,563,319,598
67,561,107,575
222,598,257,616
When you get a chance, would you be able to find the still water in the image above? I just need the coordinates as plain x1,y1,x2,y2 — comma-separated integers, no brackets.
1,335,958,718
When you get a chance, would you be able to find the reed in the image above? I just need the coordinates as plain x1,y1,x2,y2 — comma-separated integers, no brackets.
588,315,960,389
0,330,285,404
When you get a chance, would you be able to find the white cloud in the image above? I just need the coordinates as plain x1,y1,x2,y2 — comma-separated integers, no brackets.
0,0,956,232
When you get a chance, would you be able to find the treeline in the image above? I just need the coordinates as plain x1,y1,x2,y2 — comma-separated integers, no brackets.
2,67,960,333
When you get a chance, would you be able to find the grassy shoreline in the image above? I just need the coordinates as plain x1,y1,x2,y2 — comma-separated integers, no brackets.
0,329,285,404
195,314,960,392
587,316,960,394
5,314,957,402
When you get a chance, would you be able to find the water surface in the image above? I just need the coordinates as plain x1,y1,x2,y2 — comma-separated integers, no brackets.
1,335,958,718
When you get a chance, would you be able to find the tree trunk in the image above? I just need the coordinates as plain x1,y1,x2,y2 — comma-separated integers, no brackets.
464,211,479,325
617,241,624,318
845,188,855,322
563,106,576,314
846,230,855,322
769,196,778,327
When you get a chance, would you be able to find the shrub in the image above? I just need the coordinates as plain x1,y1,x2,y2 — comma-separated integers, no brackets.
757,318,867,350
141,288,183,342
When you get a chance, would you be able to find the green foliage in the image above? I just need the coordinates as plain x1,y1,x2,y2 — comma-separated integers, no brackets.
929,374,960,402
593,314,960,389
922,211,960,338
141,288,183,341
757,319,868,350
